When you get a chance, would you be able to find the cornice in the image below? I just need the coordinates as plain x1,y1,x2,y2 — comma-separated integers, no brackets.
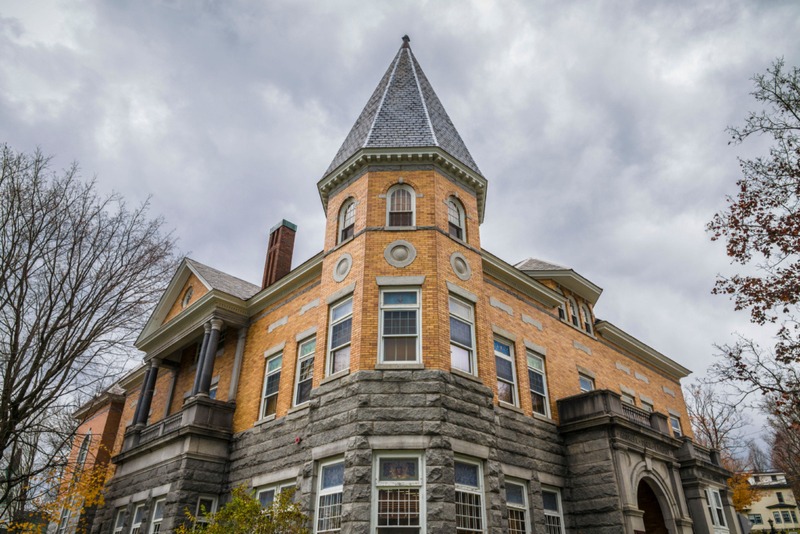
519,268,603,305
481,250,566,309
245,252,323,317
318,147,488,223
595,320,691,379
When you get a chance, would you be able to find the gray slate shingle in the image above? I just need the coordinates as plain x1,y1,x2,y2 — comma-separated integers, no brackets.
186,258,261,300
515,258,570,271
324,41,482,178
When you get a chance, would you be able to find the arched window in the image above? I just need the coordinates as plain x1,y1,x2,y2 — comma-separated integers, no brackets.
339,199,356,243
447,198,465,240
181,287,193,309
568,298,580,328
582,304,593,334
387,185,415,227
76,432,91,468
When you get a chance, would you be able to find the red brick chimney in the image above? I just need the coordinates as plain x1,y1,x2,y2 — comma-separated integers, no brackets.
262,220,297,289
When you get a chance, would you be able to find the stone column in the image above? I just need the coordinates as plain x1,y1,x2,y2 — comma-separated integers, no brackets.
198,319,224,395
133,359,161,426
131,366,152,425
227,326,249,402
191,322,212,396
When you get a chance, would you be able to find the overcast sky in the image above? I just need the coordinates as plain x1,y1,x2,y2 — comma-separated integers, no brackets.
2,0,799,437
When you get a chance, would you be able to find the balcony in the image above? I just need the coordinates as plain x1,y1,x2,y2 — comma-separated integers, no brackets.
557,389,673,436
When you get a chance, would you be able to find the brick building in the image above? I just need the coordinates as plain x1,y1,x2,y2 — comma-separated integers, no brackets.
68,35,739,534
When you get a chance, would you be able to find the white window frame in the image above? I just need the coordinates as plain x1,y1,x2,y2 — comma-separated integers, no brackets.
449,295,477,375
372,451,426,534
447,197,465,241
706,488,727,528
454,457,485,534
641,400,654,413
494,337,519,407
181,286,193,309
774,511,783,524
792,510,798,523
527,351,550,417
581,304,593,334
195,495,218,524
113,508,127,534
327,297,353,376
579,374,594,393
294,336,316,406
777,491,785,503
621,393,635,406
379,288,422,364
208,383,218,400
149,498,166,534
568,298,580,328
557,301,567,322
56,505,70,534
542,486,565,534
783,511,793,523
670,415,682,437
76,432,92,468
130,503,145,534
316,458,345,534
505,479,530,534
386,184,416,227
748,514,763,525
339,199,356,244
257,481,296,508
260,352,282,419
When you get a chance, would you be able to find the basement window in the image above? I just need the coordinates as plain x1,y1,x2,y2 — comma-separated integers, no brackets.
195,496,217,525
506,480,530,534
316,460,344,533
374,452,424,534
113,508,127,534
455,459,485,534
130,504,145,534
542,487,565,534
149,498,165,534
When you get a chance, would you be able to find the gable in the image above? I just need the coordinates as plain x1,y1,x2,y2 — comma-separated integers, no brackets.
162,272,209,325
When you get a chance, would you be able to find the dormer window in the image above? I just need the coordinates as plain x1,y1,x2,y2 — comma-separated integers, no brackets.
582,305,593,334
181,286,193,309
339,199,356,243
387,185,414,227
448,198,465,240
569,298,580,327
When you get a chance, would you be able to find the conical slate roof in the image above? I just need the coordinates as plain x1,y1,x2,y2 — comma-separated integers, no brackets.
323,36,482,178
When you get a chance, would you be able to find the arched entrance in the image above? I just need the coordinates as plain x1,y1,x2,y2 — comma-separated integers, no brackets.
637,480,669,534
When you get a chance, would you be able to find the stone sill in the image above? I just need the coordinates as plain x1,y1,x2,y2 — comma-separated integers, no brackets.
385,226,417,231
499,401,524,414
450,367,483,384
287,403,310,415
560,318,598,341
255,414,276,427
320,369,350,386
375,363,425,370
532,412,557,426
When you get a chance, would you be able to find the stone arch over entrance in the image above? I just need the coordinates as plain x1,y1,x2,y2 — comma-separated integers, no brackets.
637,479,670,534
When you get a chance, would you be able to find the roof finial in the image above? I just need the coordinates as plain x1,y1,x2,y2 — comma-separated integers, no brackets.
401,35,410,48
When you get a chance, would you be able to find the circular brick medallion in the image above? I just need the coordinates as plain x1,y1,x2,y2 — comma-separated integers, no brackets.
384,240,417,268
450,252,472,281
332,253,353,282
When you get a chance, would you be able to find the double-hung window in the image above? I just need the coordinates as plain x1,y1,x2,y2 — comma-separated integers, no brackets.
557,302,566,321
774,511,783,524
195,496,217,525
542,487,565,534
113,508,127,534
295,337,315,405
568,298,580,328
505,480,529,534
380,290,421,363
494,339,518,406
387,186,415,227
621,393,635,406
778,491,785,503
374,452,424,534
791,510,798,523
149,498,165,534
56,506,70,534
450,296,476,374
641,400,654,413
258,481,295,508
579,374,594,393
130,504,145,534
261,353,282,418
317,460,344,534
455,459,485,534
339,200,356,243
448,198,465,240
748,514,763,525
782,511,792,523
582,305,593,334
670,416,682,437
706,489,726,528
527,351,549,417
328,298,353,375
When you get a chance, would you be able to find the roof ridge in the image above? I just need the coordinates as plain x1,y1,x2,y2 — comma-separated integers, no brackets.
364,49,402,148
408,48,437,146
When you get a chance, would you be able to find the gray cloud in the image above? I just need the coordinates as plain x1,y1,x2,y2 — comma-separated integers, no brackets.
2,0,799,434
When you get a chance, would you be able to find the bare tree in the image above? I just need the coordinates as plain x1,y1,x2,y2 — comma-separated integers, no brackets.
0,145,177,522
685,381,749,452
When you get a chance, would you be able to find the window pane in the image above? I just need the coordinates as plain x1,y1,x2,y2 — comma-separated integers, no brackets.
579,376,594,391
448,201,460,225
263,395,277,417
296,379,313,405
332,346,350,373
153,500,165,521
494,340,510,355
498,381,514,404
115,511,127,529
454,462,479,488
343,203,355,227
299,357,314,381
317,492,342,532
379,458,419,481
383,337,417,362
783,511,791,523
496,356,514,382
384,292,417,305
198,498,214,516
378,489,420,526
506,483,525,506
449,298,472,320
332,300,353,322
456,491,483,533
300,339,316,357
383,310,417,335
450,317,472,347
545,514,562,534
321,463,344,489
451,344,471,373
331,318,352,349
267,356,282,373
529,369,545,395
508,509,526,534
134,506,145,524
531,392,546,415
259,489,275,507
449,223,463,240
389,212,413,227
390,189,412,211
527,354,543,371
265,372,281,397
542,491,559,512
